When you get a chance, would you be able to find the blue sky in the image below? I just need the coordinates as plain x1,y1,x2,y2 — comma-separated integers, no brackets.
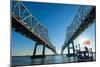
11,1,95,56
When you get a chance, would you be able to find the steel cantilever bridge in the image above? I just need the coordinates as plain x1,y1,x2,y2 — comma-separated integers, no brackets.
61,6,96,55
11,1,56,58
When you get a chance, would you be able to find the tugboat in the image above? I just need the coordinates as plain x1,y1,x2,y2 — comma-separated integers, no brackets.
77,47,93,62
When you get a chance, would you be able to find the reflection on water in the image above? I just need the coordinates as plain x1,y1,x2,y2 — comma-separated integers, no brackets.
12,53,96,66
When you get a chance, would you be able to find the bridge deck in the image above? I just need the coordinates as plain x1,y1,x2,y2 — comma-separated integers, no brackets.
12,15,56,53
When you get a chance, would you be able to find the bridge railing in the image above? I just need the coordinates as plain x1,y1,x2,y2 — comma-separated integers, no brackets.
62,6,94,51
12,1,56,51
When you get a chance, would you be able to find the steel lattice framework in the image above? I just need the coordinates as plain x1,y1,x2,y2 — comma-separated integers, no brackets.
11,1,56,53
61,6,96,52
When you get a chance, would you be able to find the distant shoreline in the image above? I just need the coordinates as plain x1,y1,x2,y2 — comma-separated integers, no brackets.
12,52,96,57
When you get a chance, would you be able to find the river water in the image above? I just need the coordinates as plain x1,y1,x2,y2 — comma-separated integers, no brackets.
12,53,96,66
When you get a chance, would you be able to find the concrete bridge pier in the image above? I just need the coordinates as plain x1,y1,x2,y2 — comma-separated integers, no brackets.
33,42,38,56
42,43,45,57
31,42,45,59
67,42,75,56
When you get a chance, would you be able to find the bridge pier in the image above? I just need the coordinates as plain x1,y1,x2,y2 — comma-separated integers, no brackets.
31,42,45,59
42,44,45,56
67,42,75,56
33,42,38,56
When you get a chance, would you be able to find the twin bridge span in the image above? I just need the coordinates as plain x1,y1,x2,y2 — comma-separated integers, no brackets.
12,1,96,58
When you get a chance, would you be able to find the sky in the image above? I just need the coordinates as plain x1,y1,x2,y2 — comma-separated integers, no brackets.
11,1,96,56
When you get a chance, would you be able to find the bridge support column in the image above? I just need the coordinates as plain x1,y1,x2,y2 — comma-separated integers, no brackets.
72,42,75,54
42,44,45,57
33,42,38,56
68,44,70,55
67,42,75,56
31,42,46,59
